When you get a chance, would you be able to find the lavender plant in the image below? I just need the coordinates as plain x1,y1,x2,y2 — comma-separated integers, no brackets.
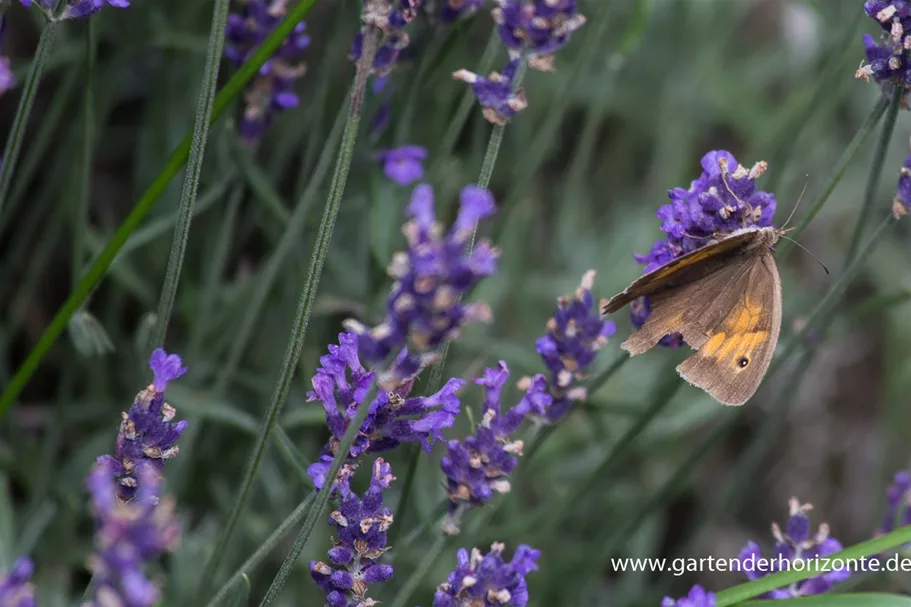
662,585,716,607
0,558,36,607
431,542,540,607
3,1,911,606
224,0,310,140
737,498,849,598
878,470,911,536
440,362,550,532
310,459,396,607
534,269,616,422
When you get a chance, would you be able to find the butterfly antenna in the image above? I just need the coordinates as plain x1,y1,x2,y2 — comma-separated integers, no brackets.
781,175,809,231
779,235,829,275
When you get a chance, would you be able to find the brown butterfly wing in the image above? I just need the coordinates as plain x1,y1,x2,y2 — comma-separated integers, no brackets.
601,230,761,315
621,252,758,356
675,252,782,406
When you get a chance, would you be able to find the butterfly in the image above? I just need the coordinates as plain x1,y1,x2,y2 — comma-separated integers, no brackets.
601,226,785,406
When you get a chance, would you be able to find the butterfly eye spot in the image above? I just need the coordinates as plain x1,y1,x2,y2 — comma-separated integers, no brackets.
738,356,749,368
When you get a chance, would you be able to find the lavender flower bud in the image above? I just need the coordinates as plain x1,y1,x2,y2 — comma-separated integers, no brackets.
535,270,616,422
310,459,396,607
856,1,911,98
19,0,130,19
99,348,188,502
225,0,310,140
380,145,428,185
453,59,528,125
307,332,464,489
878,470,911,535
440,362,550,532
736,497,848,598
347,183,498,365
660,585,716,607
86,459,180,607
0,557,36,607
492,0,586,71
433,542,540,607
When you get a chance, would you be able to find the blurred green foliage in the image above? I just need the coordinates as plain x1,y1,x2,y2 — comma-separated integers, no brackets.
2,0,911,605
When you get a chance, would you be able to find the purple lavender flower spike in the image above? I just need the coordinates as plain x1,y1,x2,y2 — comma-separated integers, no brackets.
440,362,548,532
102,349,188,501
878,470,911,535
440,0,484,22
20,0,129,19
893,151,911,218
310,459,395,607
453,59,529,125
380,145,428,185
633,150,776,347
346,183,498,365
225,0,310,140
492,0,586,71
87,459,180,607
661,585,716,607
737,497,848,599
0,557,36,607
149,347,187,392
857,2,911,99
535,270,616,422
307,332,465,489
433,542,540,607
353,0,424,76
0,18,13,98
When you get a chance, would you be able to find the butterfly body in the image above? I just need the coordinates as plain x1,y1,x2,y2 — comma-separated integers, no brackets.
602,226,784,406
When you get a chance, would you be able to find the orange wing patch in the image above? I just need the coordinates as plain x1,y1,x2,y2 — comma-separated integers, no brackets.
700,296,769,369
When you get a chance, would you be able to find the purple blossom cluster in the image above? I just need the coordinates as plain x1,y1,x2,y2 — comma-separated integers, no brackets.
95,349,188,502
440,0,485,22
453,60,529,126
432,542,540,607
310,459,395,607
353,0,424,77
0,17,13,98
878,470,911,535
18,0,129,19
225,0,310,140
857,1,911,94
492,0,586,71
86,458,180,607
535,270,616,422
346,184,499,365
632,150,776,346
893,151,911,217
306,331,464,490
440,362,550,531
380,145,428,185
737,498,849,599
661,585,715,607
0,558,36,607
452,1,584,123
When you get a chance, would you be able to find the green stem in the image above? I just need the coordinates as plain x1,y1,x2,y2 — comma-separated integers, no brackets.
0,20,56,217
203,493,314,607
715,525,911,605
776,94,890,258
197,26,380,599
387,530,450,607
0,0,319,418
257,387,378,606
151,0,231,349
843,87,902,266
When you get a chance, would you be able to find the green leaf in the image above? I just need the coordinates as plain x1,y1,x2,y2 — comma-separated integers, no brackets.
742,595,911,607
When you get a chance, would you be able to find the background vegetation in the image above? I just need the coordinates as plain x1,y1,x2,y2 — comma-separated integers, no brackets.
1,0,910,605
